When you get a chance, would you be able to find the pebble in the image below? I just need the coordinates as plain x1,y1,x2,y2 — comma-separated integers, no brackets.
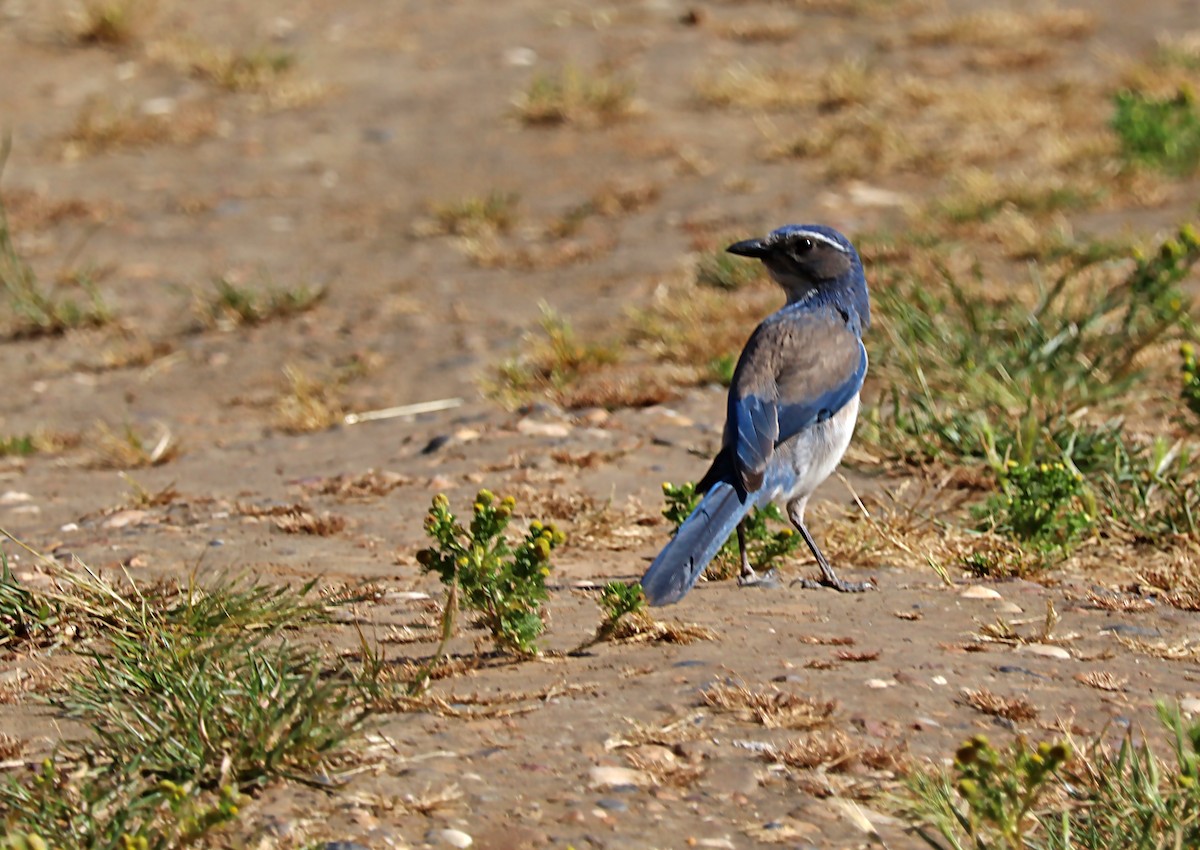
595,798,628,812
588,765,650,789
960,585,1003,600
140,96,176,116
865,678,894,689
429,828,473,848
996,602,1024,614
1181,697,1200,715
846,182,909,208
503,46,538,66
516,419,570,438
0,491,32,505
422,434,453,454
997,664,1051,679
1019,643,1071,660
931,675,948,686
323,843,370,850
103,510,149,529
699,839,736,849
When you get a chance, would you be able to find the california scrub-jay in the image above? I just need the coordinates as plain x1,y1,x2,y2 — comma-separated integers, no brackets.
640,224,873,606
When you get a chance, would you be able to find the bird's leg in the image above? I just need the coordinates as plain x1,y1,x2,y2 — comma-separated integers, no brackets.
735,520,778,589
786,499,874,592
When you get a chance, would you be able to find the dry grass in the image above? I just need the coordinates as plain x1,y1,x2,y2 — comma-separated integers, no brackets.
607,713,708,750
909,8,1095,49
1115,636,1200,662
71,0,158,46
624,748,706,788
514,65,638,127
63,97,218,158
275,366,345,434
548,180,661,238
766,731,856,771
712,17,799,44
606,613,717,645
1075,671,1127,692
303,470,410,501
88,420,178,469
273,509,348,537
422,191,519,238
766,72,1114,190
0,732,23,760
958,687,1039,722
1084,589,1155,612
702,681,836,729
696,59,874,112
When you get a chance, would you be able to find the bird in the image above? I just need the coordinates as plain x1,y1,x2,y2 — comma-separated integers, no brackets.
640,224,873,606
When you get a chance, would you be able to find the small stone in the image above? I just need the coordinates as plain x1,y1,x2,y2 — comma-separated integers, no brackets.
960,585,1003,600
846,182,909,208
865,678,894,689
1181,697,1200,715
575,407,610,426
102,510,149,529
504,46,538,66
323,843,369,850
516,419,570,438
931,675,948,686
595,798,627,812
588,765,650,789
699,839,736,849
140,96,176,116
1019,643,1072,660
996,602,1024,614
0,491,32,505
430,828,473,848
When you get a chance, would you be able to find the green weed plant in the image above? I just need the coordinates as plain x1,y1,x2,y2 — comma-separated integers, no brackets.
417,490,564,655
900,702,1200,850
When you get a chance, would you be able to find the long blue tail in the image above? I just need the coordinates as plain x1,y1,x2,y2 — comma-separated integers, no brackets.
640,481,754,606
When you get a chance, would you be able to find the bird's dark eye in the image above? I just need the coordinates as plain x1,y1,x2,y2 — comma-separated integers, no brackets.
794,237,814,254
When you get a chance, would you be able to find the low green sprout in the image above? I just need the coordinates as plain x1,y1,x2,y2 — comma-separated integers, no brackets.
417,490,564,655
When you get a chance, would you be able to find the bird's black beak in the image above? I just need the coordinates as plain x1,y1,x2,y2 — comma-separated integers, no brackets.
726,238,769,258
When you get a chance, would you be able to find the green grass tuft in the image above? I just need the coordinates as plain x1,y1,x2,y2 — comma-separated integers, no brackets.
1112,86,1200,175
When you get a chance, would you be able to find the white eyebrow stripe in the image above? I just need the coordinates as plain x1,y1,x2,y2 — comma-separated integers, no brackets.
785,230,849,253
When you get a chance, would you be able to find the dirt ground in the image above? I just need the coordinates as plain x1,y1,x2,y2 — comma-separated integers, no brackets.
3,1,1200,848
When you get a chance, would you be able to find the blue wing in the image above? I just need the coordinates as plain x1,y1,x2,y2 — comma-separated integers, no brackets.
724,306,867,495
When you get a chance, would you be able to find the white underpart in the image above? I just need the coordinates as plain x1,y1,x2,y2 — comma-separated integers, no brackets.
763,392,861,523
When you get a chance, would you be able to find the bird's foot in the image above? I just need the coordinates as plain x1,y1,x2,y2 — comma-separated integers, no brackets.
737,567,780,590
790,574,876,593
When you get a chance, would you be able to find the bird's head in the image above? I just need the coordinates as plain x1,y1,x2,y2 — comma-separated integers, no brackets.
727,224,870,328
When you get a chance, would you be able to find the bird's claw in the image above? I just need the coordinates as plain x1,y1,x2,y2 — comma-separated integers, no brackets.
737,568,781,590
790,575,876,593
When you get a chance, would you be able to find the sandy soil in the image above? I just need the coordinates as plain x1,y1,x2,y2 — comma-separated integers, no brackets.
2,1,1200,848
